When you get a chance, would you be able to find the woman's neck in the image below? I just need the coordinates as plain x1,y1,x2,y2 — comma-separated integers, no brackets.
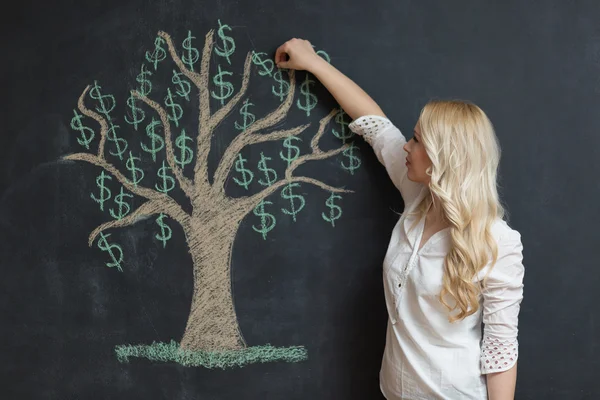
427,194,449,226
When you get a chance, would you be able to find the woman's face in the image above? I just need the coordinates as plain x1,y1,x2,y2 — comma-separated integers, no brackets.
403,122,432,184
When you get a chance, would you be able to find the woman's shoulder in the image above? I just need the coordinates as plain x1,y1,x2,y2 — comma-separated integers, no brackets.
490,218,522,245
475,218,524,281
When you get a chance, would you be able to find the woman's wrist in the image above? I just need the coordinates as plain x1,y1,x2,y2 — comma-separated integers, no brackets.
307,55,332,76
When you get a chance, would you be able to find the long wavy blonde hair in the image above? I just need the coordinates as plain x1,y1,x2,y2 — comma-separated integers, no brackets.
407,99,508,323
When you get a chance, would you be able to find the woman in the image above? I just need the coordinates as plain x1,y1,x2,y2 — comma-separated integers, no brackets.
275,39,525,400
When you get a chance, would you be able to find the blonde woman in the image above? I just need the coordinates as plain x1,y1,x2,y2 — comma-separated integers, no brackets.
275,39,525,400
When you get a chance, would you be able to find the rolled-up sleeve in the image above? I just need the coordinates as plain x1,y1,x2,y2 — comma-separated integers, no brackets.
480,233,525,374
348,115,423,207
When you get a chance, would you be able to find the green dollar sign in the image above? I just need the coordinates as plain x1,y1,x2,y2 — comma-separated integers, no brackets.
181,30,200,71
155,213,172,248
322,192,342,227
297,73,318,117
126,151,144,186
174,128,194,170
280,136,302,167
312,45,331,63
332,109,353,143
211,64,234,106
97,232,124,272
272,69,290,102
234,98,256,132
90,170,112,211
89,81,116,117
257,152,277,186
106,122,128,160
124,93,145,131
251,51,274,77
136,64,153,97
341,142,361,175
164,88,183,128
172,70,191,101
214,19,236,64
70,109,95,149
89,81,127,159
145,36,167,70
252,200,276,240
253,151,277,239
109,187,133,220
155,160,175,193
141,118,165,162
281,182,305,222
233,153,253,190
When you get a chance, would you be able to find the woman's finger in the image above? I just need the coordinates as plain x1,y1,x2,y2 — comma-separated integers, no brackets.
275,43,290,67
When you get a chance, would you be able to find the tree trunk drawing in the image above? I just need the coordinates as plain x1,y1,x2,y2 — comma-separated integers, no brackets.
63,27,355,354
181,214,245,350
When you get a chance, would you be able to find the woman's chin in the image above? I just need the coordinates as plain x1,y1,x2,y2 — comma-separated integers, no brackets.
406,170,423,184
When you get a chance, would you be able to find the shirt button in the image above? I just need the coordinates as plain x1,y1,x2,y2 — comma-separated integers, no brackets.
398,282,402,287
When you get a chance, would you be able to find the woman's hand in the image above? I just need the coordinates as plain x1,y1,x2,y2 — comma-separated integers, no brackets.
275,38,323,72
274,37,384,121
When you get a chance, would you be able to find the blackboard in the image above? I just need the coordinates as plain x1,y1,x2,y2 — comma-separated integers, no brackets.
1,0,599,399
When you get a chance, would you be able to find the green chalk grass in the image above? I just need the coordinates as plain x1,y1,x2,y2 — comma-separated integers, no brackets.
114,340,307,369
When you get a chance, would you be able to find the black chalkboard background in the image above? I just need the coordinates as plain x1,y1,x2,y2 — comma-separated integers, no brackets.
1,0,599,399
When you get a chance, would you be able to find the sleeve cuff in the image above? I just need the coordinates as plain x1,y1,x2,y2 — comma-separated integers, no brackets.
481,336,519,374
348,115,393,146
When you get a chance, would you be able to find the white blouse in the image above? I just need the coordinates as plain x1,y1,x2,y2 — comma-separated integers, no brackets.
348,115,525,400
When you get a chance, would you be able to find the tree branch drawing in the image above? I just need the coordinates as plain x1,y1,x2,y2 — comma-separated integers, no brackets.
64,22,361,368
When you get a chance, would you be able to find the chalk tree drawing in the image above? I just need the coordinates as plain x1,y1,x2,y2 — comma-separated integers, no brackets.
65,22,360,368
